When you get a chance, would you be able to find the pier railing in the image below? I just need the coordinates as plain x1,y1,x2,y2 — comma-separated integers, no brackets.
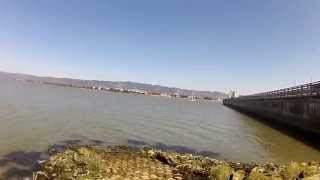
241,81,320,99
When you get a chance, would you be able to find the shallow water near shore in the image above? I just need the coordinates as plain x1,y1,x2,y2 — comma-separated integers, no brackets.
0,76,320,165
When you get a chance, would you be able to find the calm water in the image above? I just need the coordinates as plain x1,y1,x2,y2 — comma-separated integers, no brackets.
0,77,320,164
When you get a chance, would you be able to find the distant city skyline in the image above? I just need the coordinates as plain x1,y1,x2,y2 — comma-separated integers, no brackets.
0,0,319,95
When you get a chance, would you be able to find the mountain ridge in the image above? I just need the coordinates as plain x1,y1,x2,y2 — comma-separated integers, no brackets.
0,71,227,98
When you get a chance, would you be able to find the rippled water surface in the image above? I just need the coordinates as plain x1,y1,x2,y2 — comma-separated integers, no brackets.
0,77,320,164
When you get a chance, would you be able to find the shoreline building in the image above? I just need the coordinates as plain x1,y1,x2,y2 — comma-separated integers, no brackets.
229,90,239,98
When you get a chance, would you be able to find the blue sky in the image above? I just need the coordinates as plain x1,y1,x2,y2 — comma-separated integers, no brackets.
0,0,319,94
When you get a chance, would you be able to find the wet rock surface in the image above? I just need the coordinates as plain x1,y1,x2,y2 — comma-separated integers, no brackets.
34,146,182,180
32,146,320,180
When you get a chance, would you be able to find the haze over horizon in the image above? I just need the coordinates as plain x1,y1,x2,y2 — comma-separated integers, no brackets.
1,0,319,95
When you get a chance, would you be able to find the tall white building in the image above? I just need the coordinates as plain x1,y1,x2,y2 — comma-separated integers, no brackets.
229,90,239,98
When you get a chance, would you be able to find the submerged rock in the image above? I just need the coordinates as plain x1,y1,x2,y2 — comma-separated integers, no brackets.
33,146,320,180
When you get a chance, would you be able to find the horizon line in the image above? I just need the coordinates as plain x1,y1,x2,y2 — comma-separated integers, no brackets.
0,69,225,94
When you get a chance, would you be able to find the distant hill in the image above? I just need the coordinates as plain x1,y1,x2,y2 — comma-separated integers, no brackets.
0,71,228,99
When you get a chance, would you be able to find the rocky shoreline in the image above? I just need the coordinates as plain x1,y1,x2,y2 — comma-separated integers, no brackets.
32,146,320,180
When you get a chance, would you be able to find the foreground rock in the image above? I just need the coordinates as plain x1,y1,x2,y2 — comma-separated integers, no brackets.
34,146,320,180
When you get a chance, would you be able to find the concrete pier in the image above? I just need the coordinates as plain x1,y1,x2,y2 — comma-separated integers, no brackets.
223,81,320,139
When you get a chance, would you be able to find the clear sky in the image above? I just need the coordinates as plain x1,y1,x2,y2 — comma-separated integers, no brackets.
0,0,319,94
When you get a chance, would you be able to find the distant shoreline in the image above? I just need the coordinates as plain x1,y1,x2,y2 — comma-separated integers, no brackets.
15,78,224,102
0,70,228,100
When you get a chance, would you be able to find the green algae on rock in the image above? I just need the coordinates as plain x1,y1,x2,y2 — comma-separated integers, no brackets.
34,146,183,180
34,146,320,180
